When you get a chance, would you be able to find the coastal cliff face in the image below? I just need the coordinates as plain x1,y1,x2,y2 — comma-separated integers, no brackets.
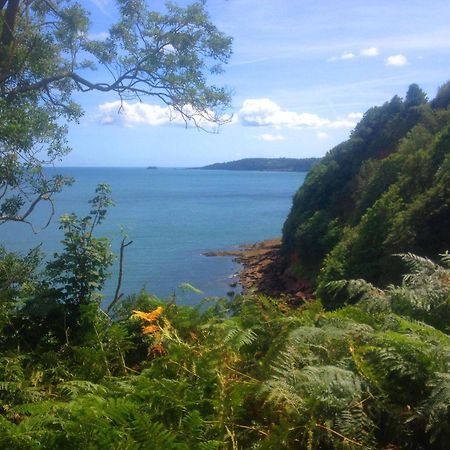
281,82,450,296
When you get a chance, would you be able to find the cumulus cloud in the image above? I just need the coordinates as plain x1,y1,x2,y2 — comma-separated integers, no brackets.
329,47,380,62
328,52,356,62
360,47,379,57
98,101,182,127
347,112,363,120
97,101,226,129
385,54,408,66
257,133,285,142
341,52,355,60
239,98,328,128
238,99,358,130
98,99,361,132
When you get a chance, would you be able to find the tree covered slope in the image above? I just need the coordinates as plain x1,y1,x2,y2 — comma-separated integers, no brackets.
282,82,450,290
198,157,320,172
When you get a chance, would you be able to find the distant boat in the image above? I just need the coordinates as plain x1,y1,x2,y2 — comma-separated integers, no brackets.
146,166,158,170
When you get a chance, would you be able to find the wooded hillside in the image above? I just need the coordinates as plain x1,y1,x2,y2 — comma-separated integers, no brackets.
198,157,320,172
282,82,450,294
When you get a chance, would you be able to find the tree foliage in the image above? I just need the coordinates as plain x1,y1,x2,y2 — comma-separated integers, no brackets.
46,183,114,307
282,82,450,290
0,0,232,227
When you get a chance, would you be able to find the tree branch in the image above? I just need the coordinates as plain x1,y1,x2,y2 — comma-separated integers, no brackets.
1,0,20,47
107,237,133,314
0,189,55,232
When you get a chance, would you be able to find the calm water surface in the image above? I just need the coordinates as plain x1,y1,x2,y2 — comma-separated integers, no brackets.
1,168,306,305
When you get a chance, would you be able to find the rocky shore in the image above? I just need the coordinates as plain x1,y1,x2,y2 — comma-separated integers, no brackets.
204,238,312,303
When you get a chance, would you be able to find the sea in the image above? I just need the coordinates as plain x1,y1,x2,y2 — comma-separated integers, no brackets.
1,168,306,306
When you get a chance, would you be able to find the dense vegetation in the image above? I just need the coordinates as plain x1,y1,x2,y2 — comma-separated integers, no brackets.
282,82,450,292
0,88,448,449
198,157,321,172
0,231,449,448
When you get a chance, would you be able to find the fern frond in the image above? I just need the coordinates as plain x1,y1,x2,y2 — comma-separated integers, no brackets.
197,441,222,450
58,380,108,399
224,326,258,350
0,380,21,393
395,252,439,275
266,363,363,412
13,400,60,416
131,417,178,449
334,405,377,448
422,372,450,444
440,250,450,267
322,278,387,310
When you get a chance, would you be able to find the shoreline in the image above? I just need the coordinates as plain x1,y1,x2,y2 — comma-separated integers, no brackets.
204,238,312,303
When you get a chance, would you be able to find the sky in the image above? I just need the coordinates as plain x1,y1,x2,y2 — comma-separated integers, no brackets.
63,0,450,167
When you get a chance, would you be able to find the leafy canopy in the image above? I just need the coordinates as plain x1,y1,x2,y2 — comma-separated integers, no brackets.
0,0,232,228
282,82,450,290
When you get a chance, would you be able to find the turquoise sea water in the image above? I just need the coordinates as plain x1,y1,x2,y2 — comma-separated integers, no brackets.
1,168,306,305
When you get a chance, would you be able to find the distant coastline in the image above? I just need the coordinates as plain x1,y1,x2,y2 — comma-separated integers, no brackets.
195,157,320,172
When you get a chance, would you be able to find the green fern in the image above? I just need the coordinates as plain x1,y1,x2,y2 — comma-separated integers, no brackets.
58,380,108,399
223,326,258,351
131,418,178,449
422,372,450,445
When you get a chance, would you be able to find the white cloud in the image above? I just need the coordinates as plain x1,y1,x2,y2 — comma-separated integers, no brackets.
360,47,379,57
329,52,356,61
347,112,363,120
385,54,408,67
257,133,285,142
100,99,361,132
341,52,355,60
239,98,328,128
329,47,379,62
238,98,358,130
317,132,329,140
98,101,181,127
97,101,227,129
162,43,176,54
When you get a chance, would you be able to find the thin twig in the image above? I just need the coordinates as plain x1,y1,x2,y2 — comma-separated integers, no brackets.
316,423,367,448
107,237,133,314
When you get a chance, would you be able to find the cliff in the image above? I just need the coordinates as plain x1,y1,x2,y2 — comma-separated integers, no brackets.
281,82,450,300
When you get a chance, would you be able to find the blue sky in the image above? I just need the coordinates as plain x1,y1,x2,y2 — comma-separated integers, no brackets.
63,0,450,167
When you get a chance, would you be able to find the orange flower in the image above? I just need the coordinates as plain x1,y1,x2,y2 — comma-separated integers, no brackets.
142,324,160,335
132,307,165,337
132,306,164,323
